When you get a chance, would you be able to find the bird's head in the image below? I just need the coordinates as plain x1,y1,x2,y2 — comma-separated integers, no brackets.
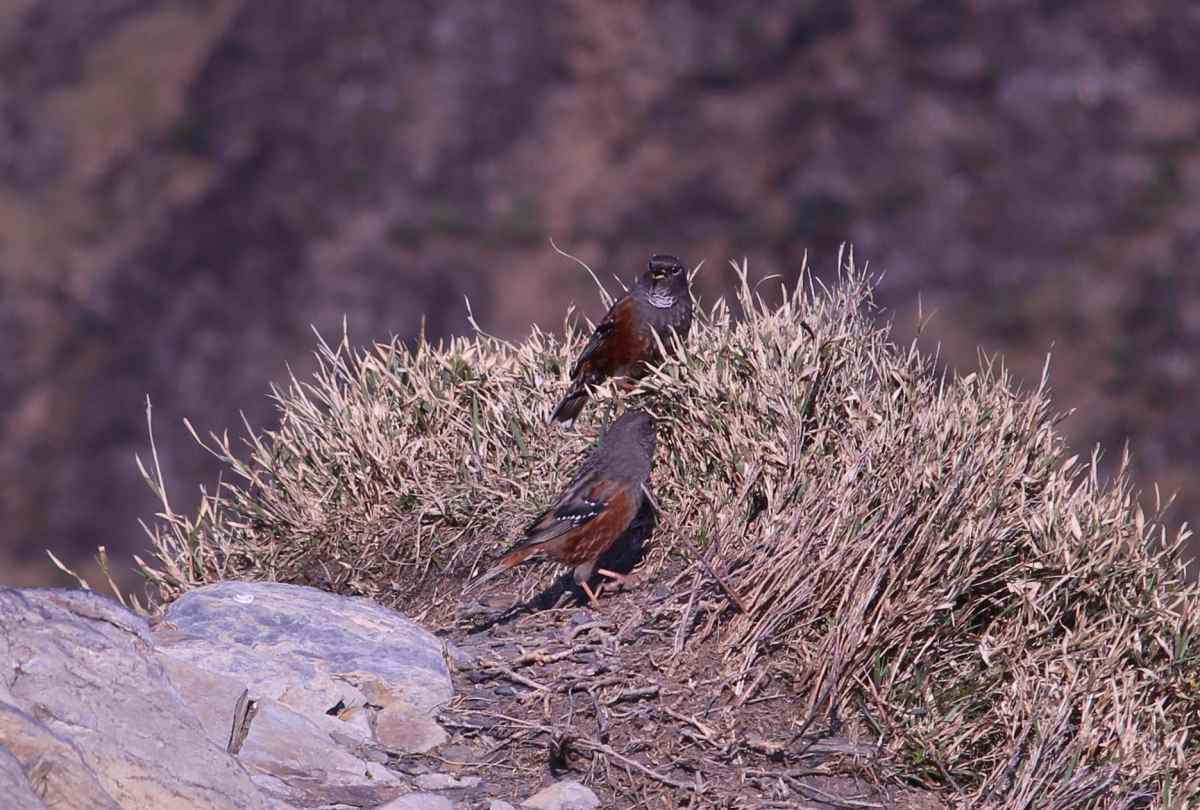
638,254,689,304
606,409,657,465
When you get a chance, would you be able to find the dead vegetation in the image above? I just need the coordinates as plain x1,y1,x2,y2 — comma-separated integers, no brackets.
138,253,1200,807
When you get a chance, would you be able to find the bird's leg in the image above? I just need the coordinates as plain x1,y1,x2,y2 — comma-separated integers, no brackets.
595,568,634,591
579,580,603,609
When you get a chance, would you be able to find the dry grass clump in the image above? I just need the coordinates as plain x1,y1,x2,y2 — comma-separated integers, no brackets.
139,254,1199,806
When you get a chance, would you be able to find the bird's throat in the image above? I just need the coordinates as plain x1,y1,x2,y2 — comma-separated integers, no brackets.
646,289,675,309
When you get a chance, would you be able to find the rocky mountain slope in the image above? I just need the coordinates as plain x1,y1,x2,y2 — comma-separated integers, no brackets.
3,0,1198,583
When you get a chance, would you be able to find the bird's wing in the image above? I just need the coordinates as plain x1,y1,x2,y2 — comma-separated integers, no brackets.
515,468,622,550
470,469,627,589
569,296,632,378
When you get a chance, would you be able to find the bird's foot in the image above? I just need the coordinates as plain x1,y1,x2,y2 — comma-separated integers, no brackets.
595,568,637,595
579,580,604,609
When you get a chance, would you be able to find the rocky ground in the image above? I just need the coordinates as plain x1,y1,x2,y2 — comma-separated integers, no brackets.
447,591,944,809
1,577,946,809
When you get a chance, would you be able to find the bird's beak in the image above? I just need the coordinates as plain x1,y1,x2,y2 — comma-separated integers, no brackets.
651,270,666,280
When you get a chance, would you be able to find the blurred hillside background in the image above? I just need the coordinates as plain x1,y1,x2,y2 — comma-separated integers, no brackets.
2,0,1198,587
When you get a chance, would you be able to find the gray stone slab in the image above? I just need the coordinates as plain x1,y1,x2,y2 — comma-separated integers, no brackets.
158,582,452,712
0,588,287,810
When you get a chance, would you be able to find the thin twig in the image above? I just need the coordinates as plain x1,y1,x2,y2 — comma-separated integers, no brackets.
567,620,614,641
575,738,701,793
672,571,701,658
479,658,550,692
698,556,748,613
661,706,716,740
782,775,884,810
550,237,613,309
487,711,703,793
513,647,583,667
603,685,660,706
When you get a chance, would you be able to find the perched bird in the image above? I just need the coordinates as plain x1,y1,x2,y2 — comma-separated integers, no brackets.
551,254,693,423
470,410,657,606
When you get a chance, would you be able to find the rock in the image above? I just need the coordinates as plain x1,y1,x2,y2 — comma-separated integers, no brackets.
490,801,517,810
157,581,451,711
152,580,448,763
237,698,404,806
277,681,376,743
442,641,480,670
0,745,47,810
521,780,600,810
155,580,454,796
157,654,250,749
376,794,458,810
0,704,116,810
413,772,481,790
0,588,286,810
375,701,450,754
433,743,478,767
0,584,468,809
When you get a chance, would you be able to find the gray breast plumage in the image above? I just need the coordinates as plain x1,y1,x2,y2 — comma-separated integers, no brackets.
646,289,675,309
647,300,690,337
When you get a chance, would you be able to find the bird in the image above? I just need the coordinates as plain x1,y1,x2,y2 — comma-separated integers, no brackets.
470,410,657,606
551,254,693,423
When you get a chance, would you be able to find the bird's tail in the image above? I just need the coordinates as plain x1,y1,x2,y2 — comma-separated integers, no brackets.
550,387,588,423
466,545,539,592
